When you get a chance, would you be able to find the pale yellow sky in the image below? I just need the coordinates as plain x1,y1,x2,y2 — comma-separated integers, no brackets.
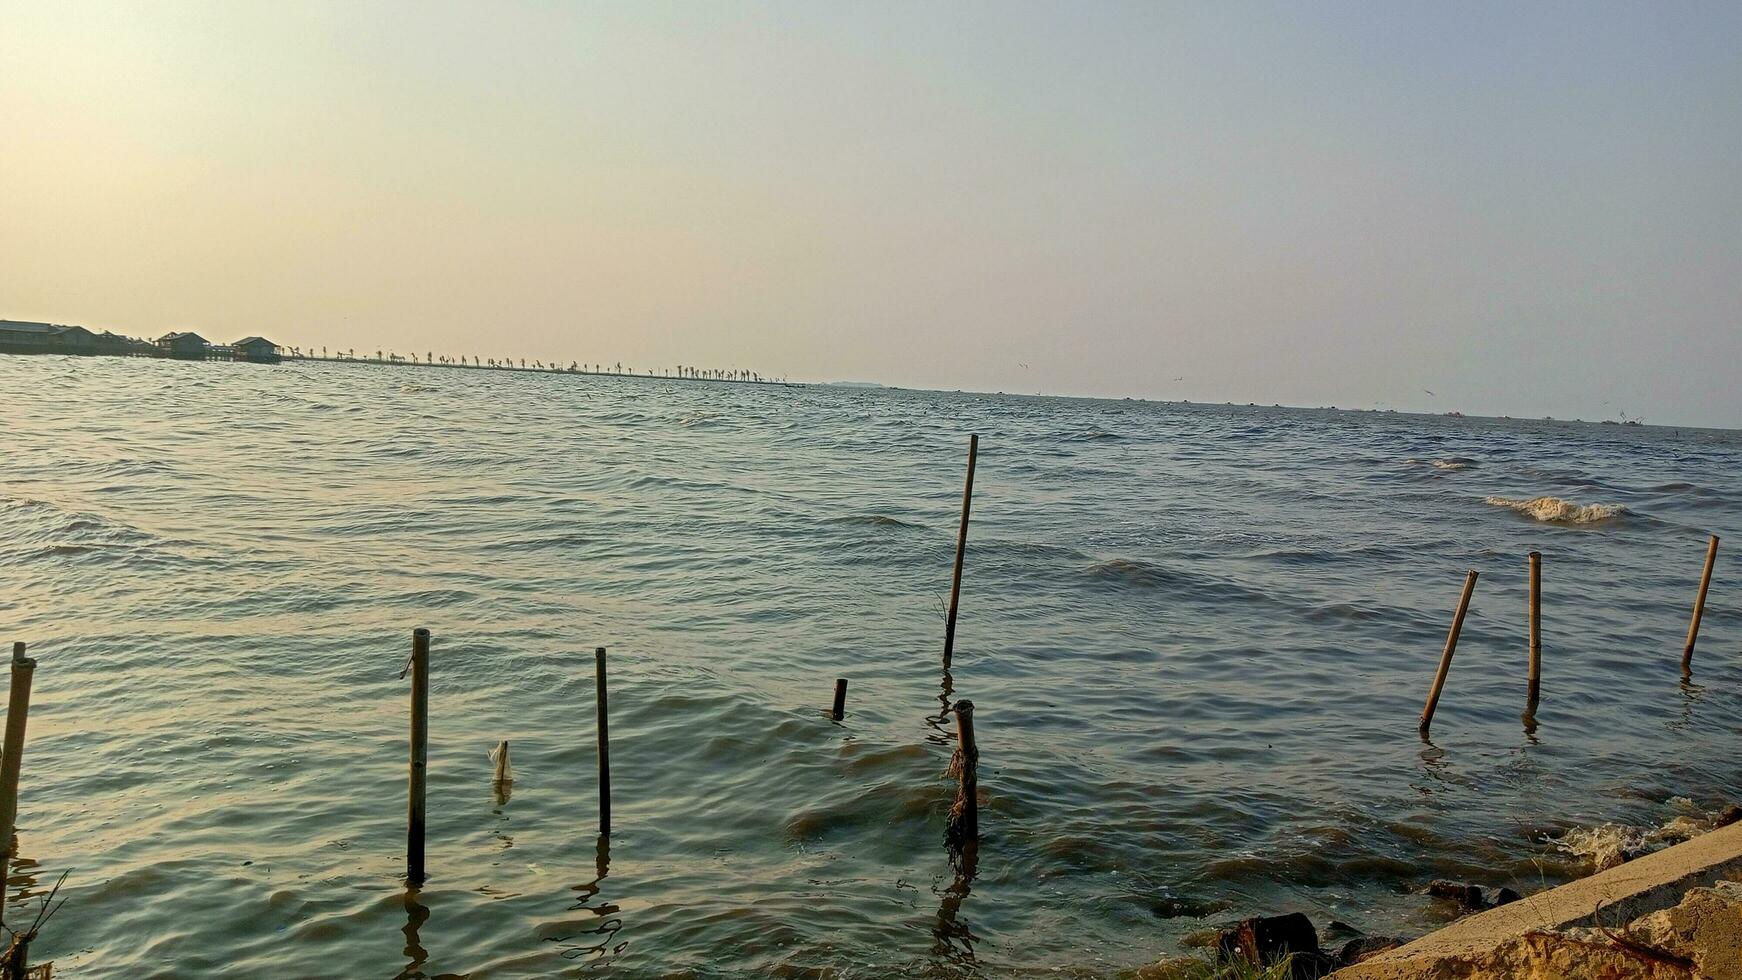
3,2,1738,424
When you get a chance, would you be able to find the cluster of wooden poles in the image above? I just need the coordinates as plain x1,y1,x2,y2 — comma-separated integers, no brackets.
0,435,1722,946
1418,533,1722,737
403,638,613,885
400,433,987,884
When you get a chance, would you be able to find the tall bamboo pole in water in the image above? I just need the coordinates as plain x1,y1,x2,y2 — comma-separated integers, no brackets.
1419,571,1478,736
1527,552,1542,705
1682,535,1719,674
407,628,430,885
0,642,36,926
595,647,611,835
943,435,979,668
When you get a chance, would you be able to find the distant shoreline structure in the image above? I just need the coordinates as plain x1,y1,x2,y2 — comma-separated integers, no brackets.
0,319,1718,428
0,318,800,387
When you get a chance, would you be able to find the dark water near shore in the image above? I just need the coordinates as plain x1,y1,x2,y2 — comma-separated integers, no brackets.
2,355,1739,977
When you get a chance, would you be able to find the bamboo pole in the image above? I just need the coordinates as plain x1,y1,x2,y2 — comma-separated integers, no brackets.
0,642,36,926
831,679,847,721
407,628,430,886
946,700,978,847
595,647,611,835
1527,552,1542,704
942,434,979,667
1682,535,1719,673
1419,571,1478,736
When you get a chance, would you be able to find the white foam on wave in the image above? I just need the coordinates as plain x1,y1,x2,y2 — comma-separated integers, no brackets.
1552,810,1715,871
1484,495,1626,524
1403,457,1477,470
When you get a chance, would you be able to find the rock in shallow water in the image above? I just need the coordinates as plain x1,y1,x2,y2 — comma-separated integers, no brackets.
1424,879,1488,910
1215,912,1336,978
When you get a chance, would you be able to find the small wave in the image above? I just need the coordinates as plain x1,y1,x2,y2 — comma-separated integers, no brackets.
826,514,923,530
1433,458,1476,470
1086,558,1176,587
1306,602,1382,622
1484,496,1626,524
37,544,98,558
1552,813,1715,871
399,383,439,394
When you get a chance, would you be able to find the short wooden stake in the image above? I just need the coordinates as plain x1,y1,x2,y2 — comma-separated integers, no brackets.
0,642,37,926
945,700,978,848
942,434,979,667
490,739,512,806
595,647,611,835
407,628,430,886
1682,535,1719,673
2,932,27,978
1527,551,1542,705
1419,571,1478,736
831,679,847,721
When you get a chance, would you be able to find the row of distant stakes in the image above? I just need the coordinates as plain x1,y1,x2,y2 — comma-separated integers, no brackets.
289,347,788,384
0,434,1725,971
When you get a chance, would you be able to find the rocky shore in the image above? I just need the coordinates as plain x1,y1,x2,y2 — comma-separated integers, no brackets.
1138,807,1742,980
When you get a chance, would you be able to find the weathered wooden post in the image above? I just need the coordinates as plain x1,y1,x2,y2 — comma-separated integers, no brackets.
2,929,27,978
407,628,430,886
595,647,611,835
1419,571,1478,736
1682,535,1719,673
831,679,847,721
1527,551,1542,705
943,434,979,667
945,700,978,848
490,739,512,806
0,642,37,925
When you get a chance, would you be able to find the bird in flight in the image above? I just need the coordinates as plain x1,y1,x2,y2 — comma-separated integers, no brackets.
1423,389,1436,397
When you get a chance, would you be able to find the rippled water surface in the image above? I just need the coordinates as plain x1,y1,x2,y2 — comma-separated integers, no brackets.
2,355,1739,977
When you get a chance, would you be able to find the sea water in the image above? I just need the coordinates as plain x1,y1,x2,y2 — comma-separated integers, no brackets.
2,355,1738,977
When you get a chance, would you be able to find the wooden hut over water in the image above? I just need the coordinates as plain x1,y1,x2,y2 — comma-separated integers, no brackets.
230,337,281,363
0,320,98,353
155,332,210,359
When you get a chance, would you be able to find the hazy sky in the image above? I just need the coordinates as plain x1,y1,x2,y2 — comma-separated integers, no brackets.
3,2,1738,425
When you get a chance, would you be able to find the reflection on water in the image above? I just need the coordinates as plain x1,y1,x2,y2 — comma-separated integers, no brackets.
554,835,622,965
6,852,44,916
925,667,958,747
2,355,1740,975
397,888,431,980
932,841,980,968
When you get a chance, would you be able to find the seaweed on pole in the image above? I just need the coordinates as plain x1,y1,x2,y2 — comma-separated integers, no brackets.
944,700,978,857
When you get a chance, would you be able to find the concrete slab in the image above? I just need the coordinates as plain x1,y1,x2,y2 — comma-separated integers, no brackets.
1333,820,1742,978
